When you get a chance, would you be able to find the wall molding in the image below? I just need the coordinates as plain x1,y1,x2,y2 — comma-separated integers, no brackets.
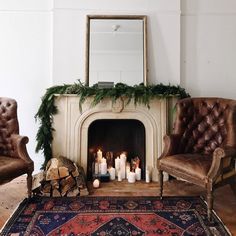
181,12,236,16
0,10,53,13
0,8,181,15
53,8,181,16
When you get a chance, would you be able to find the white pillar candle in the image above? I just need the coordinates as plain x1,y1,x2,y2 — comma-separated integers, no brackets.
118,170,122,181
97,149,102,162
98,163,101,174
115,157,120,176
135,167,141,180
120,152,127,162
128,172,136,183
120,158,126,179
120,152,126,160
100,162,107,175
101,157,106,163
126,164,130,179
95,162,99,175
109,167,115,180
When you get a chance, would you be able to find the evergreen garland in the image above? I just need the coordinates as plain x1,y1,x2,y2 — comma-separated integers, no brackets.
35,81,190,168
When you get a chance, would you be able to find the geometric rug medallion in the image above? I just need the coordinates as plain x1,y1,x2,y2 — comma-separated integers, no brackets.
0,196,231,236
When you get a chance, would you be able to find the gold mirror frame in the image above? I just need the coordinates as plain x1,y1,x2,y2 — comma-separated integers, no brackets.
85,15,147,86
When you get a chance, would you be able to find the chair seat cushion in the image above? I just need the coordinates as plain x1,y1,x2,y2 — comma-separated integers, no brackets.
0,156,29,183
159,154,212,180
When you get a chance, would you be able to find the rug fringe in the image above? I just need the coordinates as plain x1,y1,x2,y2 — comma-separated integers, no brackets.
200,196,232,236
211,209,232,236
0,198,27,235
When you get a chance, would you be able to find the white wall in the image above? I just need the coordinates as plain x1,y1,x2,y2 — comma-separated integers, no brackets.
53,0,181,85
0,0,53,172
181,0,236,99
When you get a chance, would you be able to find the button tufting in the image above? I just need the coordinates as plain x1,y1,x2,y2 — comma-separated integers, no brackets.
175,98,236,154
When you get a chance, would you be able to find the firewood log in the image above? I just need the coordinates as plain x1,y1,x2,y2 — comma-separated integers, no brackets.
71,163,80,177
32,171,45,190
75,175,85,189
58,166,69,178
50,179,59,189
52,189,61,197
67,187,80,197
60,175,76,195
79,188,89,196
41,182,51,195
46,158,60,180
57,156,76,172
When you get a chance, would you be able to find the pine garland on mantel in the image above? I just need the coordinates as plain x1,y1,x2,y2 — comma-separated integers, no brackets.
35,81,190,168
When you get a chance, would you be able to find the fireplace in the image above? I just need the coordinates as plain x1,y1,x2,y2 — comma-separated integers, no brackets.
87,119,145,180
52,95,170,181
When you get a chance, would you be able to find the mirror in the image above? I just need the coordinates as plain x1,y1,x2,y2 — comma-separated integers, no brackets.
85,15,147,86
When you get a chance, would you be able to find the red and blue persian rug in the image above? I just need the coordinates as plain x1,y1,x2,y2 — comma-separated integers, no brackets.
0,196,230,236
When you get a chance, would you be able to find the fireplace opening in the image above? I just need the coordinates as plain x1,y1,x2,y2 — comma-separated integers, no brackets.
87,119,145,180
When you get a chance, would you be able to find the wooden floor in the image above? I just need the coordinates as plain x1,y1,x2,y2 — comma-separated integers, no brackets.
1,176,236,235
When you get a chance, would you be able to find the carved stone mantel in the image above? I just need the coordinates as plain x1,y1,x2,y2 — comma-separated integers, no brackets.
52,95,170,176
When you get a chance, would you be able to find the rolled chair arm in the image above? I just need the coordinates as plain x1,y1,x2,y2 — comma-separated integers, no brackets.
207,146,236,180
213,147,236,159
11,134,33,164
159,134,182,160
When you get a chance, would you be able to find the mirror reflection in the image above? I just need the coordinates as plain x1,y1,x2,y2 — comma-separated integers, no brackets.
86,15,147,86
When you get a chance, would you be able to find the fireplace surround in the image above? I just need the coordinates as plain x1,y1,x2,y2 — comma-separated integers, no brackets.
52,95,170,180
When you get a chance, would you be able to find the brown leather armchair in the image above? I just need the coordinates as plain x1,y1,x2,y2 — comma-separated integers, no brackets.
158,97,236,220
0,97,34,197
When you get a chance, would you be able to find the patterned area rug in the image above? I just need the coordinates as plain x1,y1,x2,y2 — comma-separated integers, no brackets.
0,196,230,236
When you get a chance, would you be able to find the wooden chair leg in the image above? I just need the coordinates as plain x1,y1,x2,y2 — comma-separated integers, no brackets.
207,185,213,221
158,170,163,199
229,176,236,196
27,171,33,198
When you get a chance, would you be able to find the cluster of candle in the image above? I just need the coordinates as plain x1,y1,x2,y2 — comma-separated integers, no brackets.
94,149,144,183
115,153,142,183
94,149,109,175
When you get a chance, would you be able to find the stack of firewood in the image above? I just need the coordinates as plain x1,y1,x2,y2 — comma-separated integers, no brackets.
32,156,89,197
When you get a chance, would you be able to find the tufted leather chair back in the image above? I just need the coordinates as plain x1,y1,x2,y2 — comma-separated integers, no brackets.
0,97,19,156
174,97,236,155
